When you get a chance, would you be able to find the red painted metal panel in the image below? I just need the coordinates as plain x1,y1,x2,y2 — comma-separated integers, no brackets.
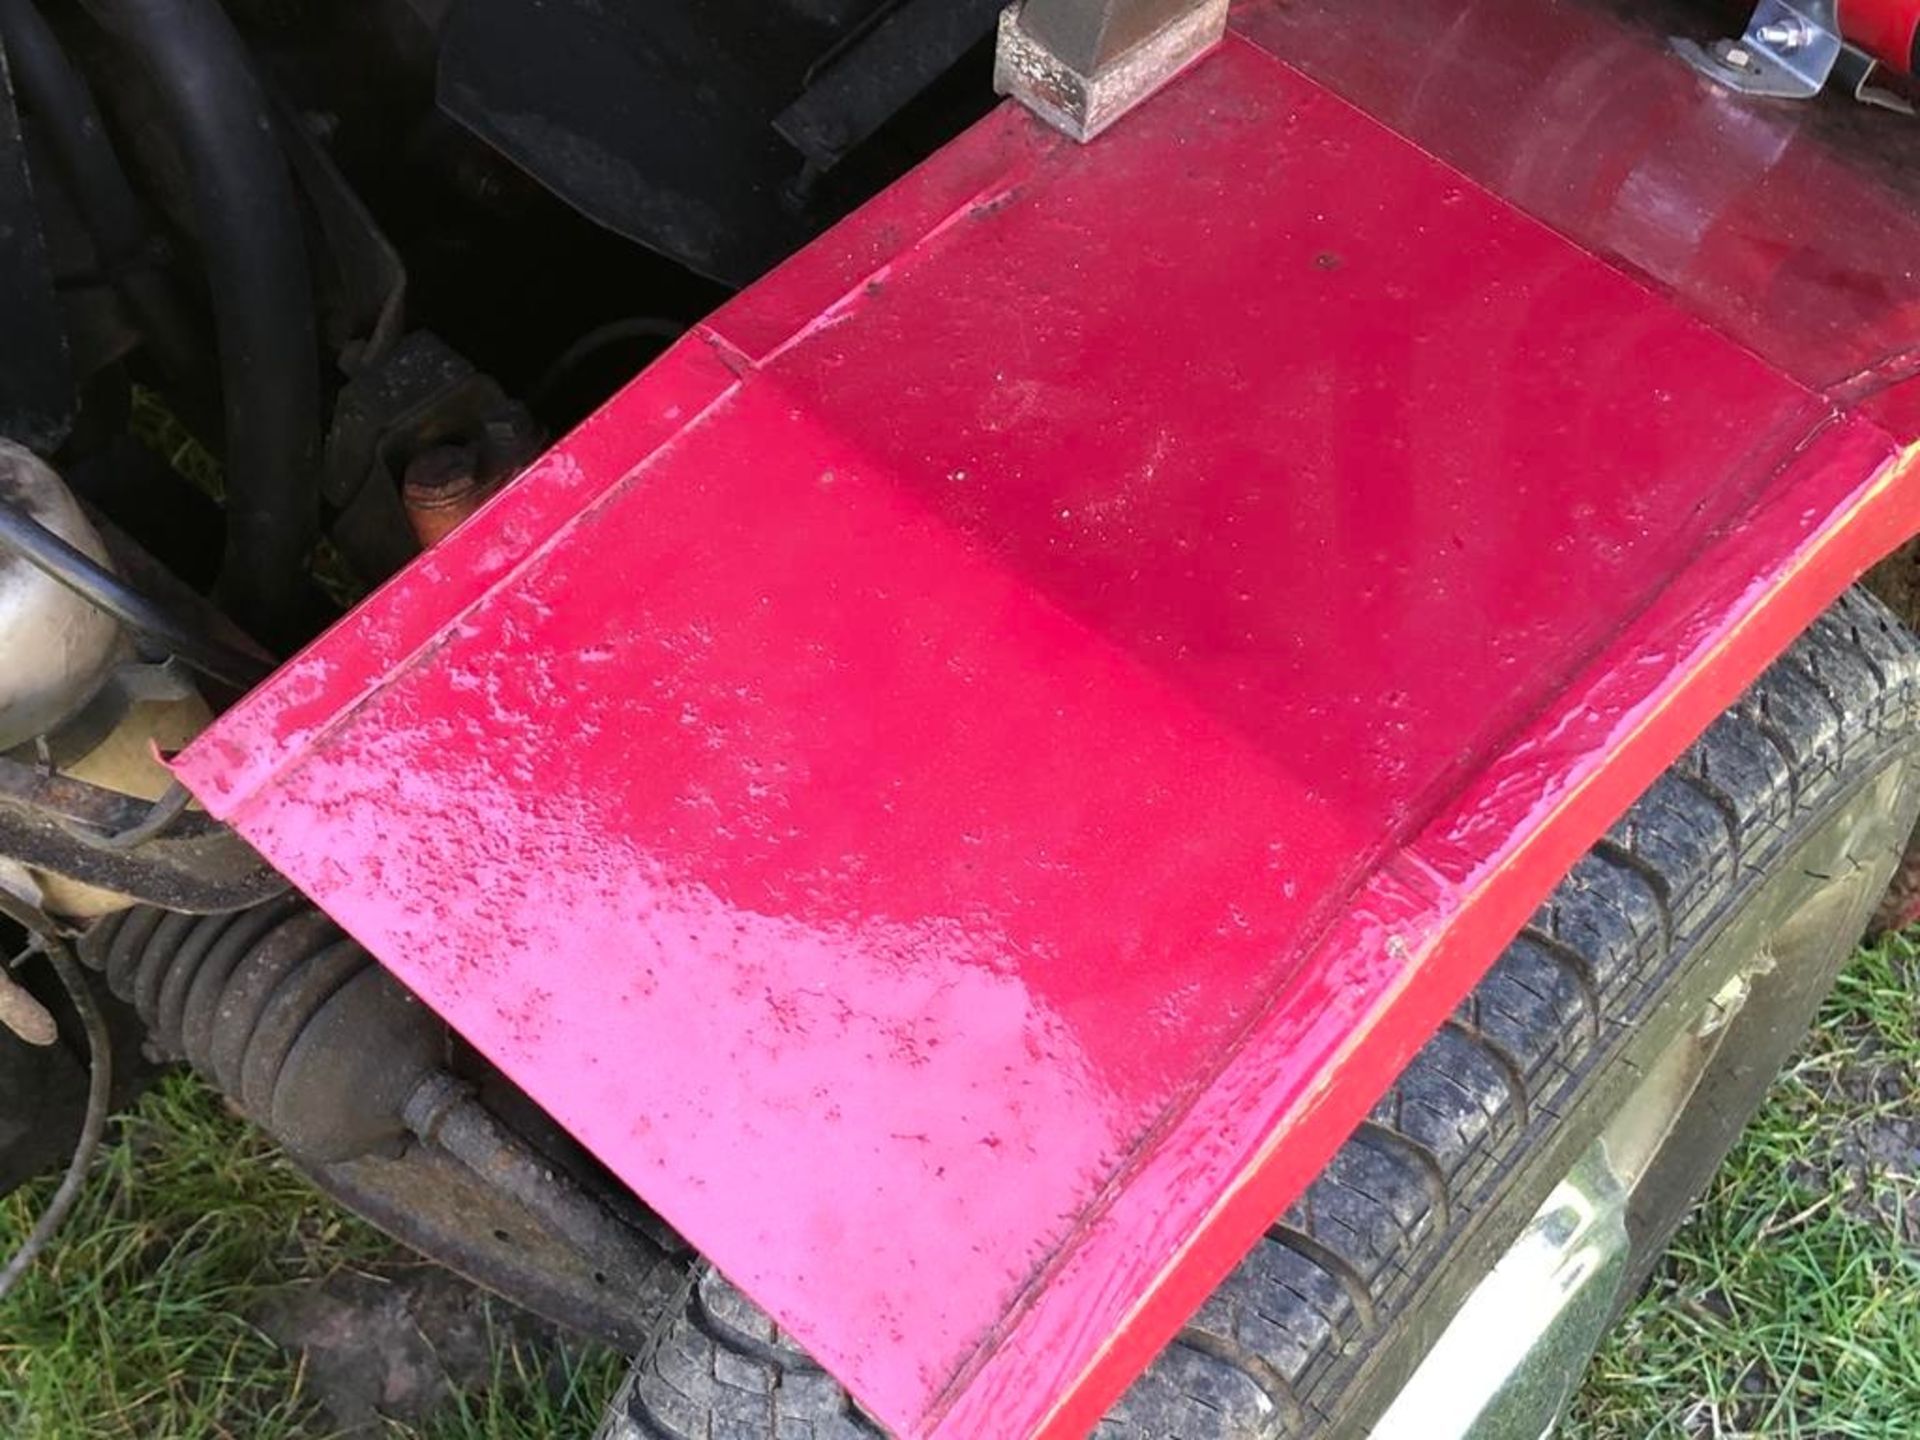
1847,0,1920,71
1240,0,1920,404
176,6,1920,1437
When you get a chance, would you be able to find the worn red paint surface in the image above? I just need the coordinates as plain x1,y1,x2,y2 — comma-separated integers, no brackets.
178,3,1920,1435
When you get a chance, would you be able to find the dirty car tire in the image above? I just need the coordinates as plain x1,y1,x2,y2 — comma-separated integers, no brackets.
596,587,1920,1440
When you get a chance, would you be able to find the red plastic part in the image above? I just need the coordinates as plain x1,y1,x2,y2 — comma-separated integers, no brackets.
1846,0,1920,71
177,4,1920,1436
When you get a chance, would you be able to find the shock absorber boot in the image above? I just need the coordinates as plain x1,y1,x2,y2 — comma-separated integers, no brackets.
81,899,447,1162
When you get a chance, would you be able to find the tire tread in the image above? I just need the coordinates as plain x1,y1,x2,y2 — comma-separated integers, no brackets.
599,588,1920,1440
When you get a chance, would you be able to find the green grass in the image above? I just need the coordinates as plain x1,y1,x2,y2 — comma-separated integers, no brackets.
1563,930,1920,1440
3,936,1918,1438
0,1076,619,1439
129,387,224,502
412,1339,621,1440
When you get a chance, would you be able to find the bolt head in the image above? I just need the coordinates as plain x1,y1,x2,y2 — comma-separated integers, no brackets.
1757,19,1809,50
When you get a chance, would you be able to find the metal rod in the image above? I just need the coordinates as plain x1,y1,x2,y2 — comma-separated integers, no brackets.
0,492,274,689
404,1072,651,1267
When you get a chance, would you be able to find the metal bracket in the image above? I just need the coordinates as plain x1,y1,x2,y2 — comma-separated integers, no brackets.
994,0,1228,141
1674,0,1845,99
1835,43,1919,113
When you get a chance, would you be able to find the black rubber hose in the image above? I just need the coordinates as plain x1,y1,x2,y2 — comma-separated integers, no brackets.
0,934,111,1303
77,0,320,647
0,490,274,688
0,0,204,386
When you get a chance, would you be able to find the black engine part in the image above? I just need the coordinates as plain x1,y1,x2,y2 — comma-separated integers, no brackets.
0,753,288,913
323,329,542,586
436,0,998,285
0,26,75,451
78,898,691,1350
84,895,444,1160
0,940,155,1201
80,0,322,648
0,0,204,391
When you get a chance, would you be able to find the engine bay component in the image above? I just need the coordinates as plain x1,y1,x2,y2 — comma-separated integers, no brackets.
0,926,108,1304
401,442,499,548
776,0,1006,171
435,0,1000,284
435,0,842,284
80,0,322,647
0,752,284,914
80,897,688,1348
0,0,204,389
0,966,54,1045
0,443,278,915
0,442,123,752
323,331,540,581
0,24,73,451
82,897,439,1158
0,484,270,692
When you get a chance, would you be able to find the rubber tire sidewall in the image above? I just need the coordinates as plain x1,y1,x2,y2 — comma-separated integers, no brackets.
1328,746,1920,1440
